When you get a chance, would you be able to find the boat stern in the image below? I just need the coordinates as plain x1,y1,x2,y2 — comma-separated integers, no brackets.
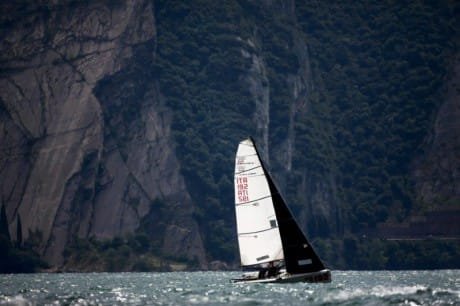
301,269,331,283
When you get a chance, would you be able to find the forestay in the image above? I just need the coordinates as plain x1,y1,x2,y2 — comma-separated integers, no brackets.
234,139,284,267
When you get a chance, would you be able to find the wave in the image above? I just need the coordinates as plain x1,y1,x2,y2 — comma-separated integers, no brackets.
0,295,33,306
322,284,459,305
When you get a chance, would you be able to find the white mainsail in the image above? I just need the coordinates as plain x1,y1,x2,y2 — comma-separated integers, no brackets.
234,138,284,266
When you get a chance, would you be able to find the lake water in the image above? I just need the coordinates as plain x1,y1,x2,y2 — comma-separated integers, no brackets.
0,270,458,305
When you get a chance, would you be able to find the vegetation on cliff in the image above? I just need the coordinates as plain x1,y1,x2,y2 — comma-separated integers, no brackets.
154,0,459,267
0,205,46,273
316,237,460,270
1,0,458,272
297,0,458,230
62,235,197,272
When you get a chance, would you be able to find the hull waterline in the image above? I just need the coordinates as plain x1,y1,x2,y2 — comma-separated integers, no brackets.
232,269,331,284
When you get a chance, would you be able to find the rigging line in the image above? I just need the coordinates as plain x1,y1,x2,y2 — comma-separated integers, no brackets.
235,165,261,175
238,226,276,236
236,195,271,206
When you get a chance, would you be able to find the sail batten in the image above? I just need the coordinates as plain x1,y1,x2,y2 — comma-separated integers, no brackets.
235,166,262,175
239,226,278,235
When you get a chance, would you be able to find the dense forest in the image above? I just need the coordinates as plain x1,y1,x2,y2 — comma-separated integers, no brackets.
0,205,46,273
1,0,458,271
297,1,458,230
152,0,459,267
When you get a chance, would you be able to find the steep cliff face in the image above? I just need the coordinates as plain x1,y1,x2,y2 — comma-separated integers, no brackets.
258,1,342,237
227,2,341,239
413,49,460,209
2,0,455,269
0,1,205,266
241,37,270,163
150,0,342,263
287,33,341,237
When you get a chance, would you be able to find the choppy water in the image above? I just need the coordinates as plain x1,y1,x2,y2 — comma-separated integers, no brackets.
0,270,458,305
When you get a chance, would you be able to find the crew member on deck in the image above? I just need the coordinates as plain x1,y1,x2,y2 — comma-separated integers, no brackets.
259,261,279,279
267,261,279,278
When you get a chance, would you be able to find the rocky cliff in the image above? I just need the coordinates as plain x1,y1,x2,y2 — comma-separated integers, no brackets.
0,1,205,267
0,0,457,270
413,48,460,210
238,2,342,238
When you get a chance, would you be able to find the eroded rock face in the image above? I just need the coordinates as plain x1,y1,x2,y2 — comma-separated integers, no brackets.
240,1,341,237
0,1,205,267
413,50,460,209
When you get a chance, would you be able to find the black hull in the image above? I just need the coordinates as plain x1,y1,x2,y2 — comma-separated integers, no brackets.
232,269,331,284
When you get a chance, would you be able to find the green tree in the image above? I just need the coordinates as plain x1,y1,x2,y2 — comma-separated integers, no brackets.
16,214,22,248
0,204,11,243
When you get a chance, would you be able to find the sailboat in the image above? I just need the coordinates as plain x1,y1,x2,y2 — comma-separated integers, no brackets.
232,137,331,283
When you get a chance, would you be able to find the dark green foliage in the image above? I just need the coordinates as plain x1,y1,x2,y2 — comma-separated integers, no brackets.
130,233,151,253
154,0,332,262
2,0,457,272
63,234,192,272
62,198,202,271
154,0,259,262
296,0,458,230
0,247,47,273
137,198,171,250
16,214,22,248
0,212,47,273
0,204,10,242
153,0,459,267
315,238,460,270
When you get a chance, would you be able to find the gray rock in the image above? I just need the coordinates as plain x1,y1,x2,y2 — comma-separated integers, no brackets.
0,1,205,268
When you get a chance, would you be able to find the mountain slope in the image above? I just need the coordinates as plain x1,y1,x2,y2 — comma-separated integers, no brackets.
0,0,458,269
0,0,205,267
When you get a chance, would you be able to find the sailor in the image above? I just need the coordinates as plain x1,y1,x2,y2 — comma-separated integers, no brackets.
266,261,279,278
258,268,266,279
258,262,268,279
259,261,279,279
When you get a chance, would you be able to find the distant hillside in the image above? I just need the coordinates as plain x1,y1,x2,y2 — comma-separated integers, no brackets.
0,0,458,271
155,0,459,262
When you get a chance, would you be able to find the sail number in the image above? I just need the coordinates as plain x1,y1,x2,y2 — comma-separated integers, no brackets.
236,177,249,202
